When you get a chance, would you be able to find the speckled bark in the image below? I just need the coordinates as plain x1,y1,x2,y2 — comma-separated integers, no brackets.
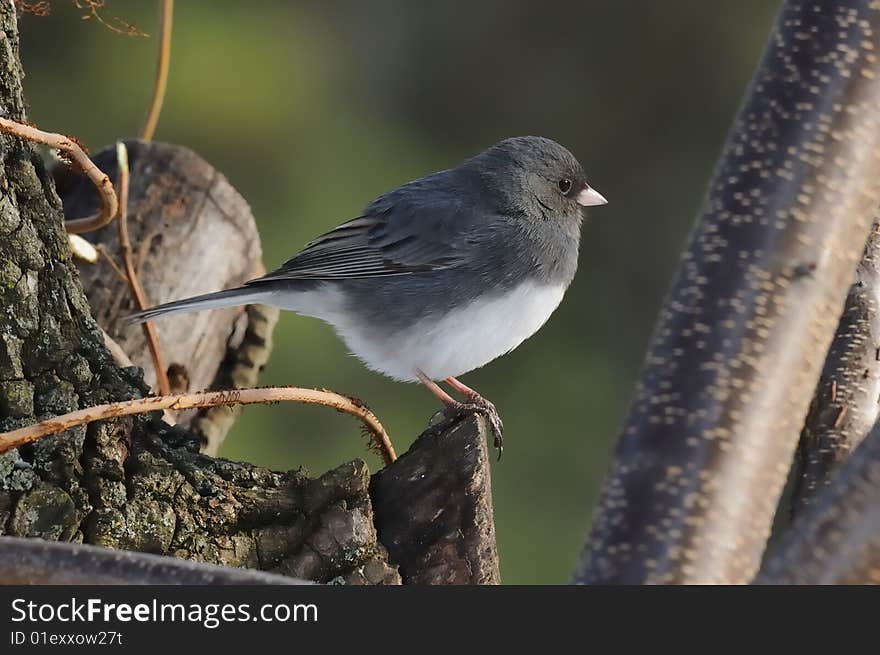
0,4,399,585
576,0,880,584
792,221,880,511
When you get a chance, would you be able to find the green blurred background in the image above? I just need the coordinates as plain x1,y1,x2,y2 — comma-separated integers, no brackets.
18,0,781,583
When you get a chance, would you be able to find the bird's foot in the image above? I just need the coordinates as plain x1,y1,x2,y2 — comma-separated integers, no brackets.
416,370,505,460
445,395,504,460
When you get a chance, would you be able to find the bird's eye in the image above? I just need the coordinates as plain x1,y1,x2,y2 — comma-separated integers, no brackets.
558,178,572,194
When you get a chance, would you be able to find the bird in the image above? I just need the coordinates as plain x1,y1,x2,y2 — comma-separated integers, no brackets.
129,136,607,458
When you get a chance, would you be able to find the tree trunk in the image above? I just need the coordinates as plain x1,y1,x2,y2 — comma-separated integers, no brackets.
575,0,880,584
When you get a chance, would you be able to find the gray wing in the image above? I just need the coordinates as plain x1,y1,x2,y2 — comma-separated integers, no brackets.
251,171,490,283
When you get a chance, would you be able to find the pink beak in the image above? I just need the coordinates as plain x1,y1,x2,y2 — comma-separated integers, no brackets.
576,186,608,207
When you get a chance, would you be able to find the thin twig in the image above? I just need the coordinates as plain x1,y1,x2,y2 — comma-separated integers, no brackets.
140,0,173,141
95,244,129,284
0,387,397,464
74,0,148,36
116,142,171,396
0,117,118,234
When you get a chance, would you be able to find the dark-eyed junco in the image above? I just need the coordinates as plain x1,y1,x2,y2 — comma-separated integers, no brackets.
129,136,607,456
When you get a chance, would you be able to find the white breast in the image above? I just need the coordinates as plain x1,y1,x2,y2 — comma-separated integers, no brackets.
334,280,567,382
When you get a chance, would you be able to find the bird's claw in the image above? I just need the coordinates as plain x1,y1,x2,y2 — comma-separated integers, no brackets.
445,396,504,461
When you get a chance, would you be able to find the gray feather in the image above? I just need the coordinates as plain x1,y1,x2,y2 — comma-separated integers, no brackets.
126,287,271,323
251,168,495,284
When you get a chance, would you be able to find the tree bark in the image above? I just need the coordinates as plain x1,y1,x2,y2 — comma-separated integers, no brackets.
0,0,143,549
575,0,880,584
791,221,880,511
757,422,880,584
372,416,500,584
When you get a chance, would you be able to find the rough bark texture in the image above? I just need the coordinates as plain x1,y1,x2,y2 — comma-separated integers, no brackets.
371,415,499,584
2,412,401,584
576,0,880,584
792,221,880,511
757,422,880,584
56,140,280,455
0,536,309,584
0,0,143,556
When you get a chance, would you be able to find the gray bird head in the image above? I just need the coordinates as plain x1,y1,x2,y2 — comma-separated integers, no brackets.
464,136,606,226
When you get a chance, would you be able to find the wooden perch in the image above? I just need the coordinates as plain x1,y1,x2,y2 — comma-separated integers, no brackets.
0,410,497,585
792,221,880,511
575,0,880,584
2,413,401,584
371,415,499,584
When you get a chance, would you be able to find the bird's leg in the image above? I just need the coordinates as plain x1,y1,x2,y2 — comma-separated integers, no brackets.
444,376,483,401
414,370,504,459
415,370,460,406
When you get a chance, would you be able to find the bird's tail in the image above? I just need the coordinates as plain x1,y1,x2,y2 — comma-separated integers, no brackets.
126,286,272,324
